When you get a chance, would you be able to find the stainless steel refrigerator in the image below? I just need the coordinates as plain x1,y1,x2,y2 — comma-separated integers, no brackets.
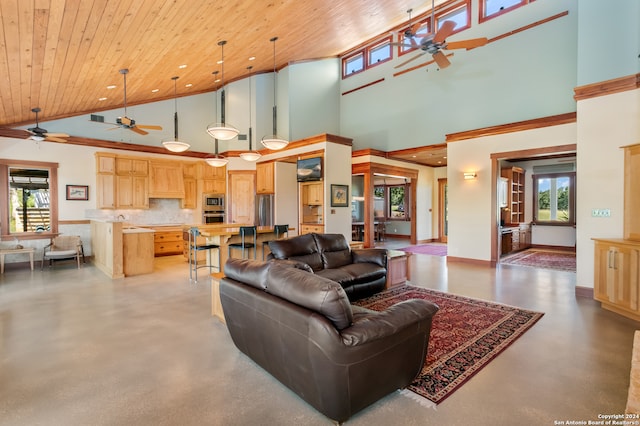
255,194,274,227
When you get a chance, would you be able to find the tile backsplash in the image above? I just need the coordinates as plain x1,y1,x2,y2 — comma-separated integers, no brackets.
85,199,197,225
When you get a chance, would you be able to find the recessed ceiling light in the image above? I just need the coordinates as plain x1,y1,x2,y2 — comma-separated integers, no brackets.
151,89,159,93
179,64,187,69
444,156,447,159
98,97,107,101
185,83,193,87
437,161,442,164
249,56,256,61
106,85,116,89
214,79,221,83
217,60,223,65
412,155,417,158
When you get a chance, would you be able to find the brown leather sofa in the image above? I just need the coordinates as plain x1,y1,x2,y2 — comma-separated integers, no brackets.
220,258,439,423
267,232,387,301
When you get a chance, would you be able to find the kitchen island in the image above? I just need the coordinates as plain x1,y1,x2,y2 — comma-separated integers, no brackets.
184,224,280,272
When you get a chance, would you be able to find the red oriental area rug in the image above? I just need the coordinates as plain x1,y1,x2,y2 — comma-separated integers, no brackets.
353,285,543,405
501,249,576,272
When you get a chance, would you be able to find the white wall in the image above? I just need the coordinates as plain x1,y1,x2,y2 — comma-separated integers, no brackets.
447,124,577,261
274,162,298,236
576,89,639,288
323,143,353,239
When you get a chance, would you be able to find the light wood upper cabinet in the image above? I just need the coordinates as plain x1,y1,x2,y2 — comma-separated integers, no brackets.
625,144,640,241
202,179,226,194
97,153,116,174
256,162,275,194
302,181,323,205
117,175,149,209
201,163,226,180
182,178,197,209
183,162,198,179
148,160,185,198
95,153,116,209
116,157,148,176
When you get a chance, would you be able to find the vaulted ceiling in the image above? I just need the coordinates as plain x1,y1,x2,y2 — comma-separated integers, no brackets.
0,0,448,128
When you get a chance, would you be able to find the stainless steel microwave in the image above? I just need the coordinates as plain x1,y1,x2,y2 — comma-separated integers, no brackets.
203,194,225,211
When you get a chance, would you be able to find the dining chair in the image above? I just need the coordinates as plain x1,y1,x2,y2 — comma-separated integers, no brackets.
228,226,257,259
262,224,289,260
187,227,220,283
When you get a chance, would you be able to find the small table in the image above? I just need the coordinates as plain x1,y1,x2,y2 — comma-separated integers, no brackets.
386,250,411,289
0,247,36,273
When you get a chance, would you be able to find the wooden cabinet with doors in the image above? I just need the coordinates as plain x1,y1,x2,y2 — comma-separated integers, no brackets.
300,181,323,233
181,161,198,208
501,166,525,224
301,181,323,205
153,227,184,256
593,238,640,321
115,156,149,209
256,162,275,194
201,162,227,195
95,153,116,209
300,224,324,235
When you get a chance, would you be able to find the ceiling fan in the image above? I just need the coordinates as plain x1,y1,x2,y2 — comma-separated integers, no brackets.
393,3,488,70
105,69,162,135
25,107,69,143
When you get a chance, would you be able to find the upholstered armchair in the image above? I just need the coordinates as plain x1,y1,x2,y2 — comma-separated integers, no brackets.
42,235,84,269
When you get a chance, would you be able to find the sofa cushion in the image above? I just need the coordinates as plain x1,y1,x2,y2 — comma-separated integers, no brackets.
224,258,271,290
266,263,353,330
313,233,353,269
317,263,386,287
268,234,324,271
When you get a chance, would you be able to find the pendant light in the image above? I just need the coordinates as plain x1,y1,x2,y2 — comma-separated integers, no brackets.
261,36,289,150
162,76,191,152
205,71,229,168
206,40,239,140
239,66,261,162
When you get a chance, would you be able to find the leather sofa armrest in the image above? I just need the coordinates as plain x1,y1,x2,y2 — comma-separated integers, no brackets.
352,248,387,268
340,299,439,346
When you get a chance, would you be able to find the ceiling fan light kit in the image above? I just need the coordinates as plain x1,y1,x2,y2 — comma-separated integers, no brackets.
207,40,239,141
261,36,288,151
26,107,69,143
163,76,190,152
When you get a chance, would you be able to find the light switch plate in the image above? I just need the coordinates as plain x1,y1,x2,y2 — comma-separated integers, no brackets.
592,208,611,217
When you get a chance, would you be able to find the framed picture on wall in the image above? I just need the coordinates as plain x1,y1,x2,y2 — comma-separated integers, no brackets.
330,184,348,207
66,185,89,201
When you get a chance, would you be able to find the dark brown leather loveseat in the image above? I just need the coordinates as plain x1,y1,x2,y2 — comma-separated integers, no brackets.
267,232,387,301
220,258,439,423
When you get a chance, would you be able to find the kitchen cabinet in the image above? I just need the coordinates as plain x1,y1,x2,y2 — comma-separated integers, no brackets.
96,153,149,209
201,162,227,195
593,238,640,321
300,224,324,235
201,162,226,180
148,160,185,198
153,228,184,256
182,178,197,209
123,229,155,276
301,181,323,205
183,162,198,179
256,162,275,194
501,223,531,255
501,166,525,224
202,179,226,194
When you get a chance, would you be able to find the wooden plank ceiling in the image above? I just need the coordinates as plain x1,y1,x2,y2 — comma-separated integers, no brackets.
0,0,442,128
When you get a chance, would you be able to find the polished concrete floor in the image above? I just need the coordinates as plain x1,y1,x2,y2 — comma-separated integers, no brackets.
0,244,638,425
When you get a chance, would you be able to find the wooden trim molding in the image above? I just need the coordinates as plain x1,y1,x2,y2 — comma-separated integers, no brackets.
59,220,91,225
446,256,492,267
575,286,594,299
342,78,385,96
489,143,577,161
352,148,388,159
573,74,640,101
446,112,577,142
487,11,569,45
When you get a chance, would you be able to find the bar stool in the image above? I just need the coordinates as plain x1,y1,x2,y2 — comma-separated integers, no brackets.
187,227,220,283
262,224,289,260
228,226,257,259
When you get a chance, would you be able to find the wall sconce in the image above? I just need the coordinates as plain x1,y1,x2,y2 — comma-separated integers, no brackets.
464,172,477,180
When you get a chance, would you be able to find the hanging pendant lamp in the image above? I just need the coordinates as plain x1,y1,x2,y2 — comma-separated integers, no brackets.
206,40,239,141
162,76,191,152
261,36,289,150
205,71,229,167
240,66,261,162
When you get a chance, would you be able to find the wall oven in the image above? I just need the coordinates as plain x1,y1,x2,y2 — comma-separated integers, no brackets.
203,194,225,224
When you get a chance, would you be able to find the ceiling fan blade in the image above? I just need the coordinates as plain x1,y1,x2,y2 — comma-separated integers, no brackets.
46,136,68,143
135,124,162,131
409,22,422,35
432,51,451,69
130,126,149,135
45,132,69,138
394,51,425,69
445,37,488,50
433,20,456,44
2,128,32,139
